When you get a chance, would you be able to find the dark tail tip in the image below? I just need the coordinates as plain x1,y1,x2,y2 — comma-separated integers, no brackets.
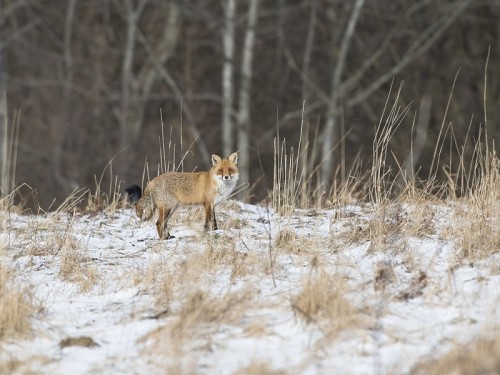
124,184,142,205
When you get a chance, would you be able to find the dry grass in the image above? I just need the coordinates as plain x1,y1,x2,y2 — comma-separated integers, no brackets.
170,289,231,338
142,287,254,354
411,331,500,375
291,258,359,339
16,211,100,293
273,229,300,254
365,197,437,254
59,238,98,292
20,215,71,258
134,257,176,316
0,357,21,375
332,195,436,256
452,155,500,262
0,354,53,375
0,255,38,341
84,161,124,215
233,361,287,375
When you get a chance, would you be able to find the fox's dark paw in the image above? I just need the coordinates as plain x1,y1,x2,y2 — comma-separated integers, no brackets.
160,234,175,240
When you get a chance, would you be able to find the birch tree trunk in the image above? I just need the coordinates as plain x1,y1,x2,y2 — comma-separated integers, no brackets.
320,0,365,189
237,0,259,196
222,0,236,157
300,0,318,203
116,0,148,179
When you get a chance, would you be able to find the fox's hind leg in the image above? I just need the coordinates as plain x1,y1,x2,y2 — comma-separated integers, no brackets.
156,206,174,239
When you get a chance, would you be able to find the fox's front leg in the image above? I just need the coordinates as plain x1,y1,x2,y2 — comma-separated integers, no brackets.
203,202,217,231
156,207,173,239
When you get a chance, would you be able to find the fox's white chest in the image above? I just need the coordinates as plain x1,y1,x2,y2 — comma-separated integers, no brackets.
213,174,238,204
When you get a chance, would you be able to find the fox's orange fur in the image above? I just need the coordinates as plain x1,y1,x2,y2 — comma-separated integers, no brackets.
136,152,239,239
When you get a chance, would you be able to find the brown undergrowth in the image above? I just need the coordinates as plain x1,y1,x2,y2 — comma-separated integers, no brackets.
411,329,500,375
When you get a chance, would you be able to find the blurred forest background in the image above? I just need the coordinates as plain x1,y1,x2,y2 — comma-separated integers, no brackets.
0,0,499,209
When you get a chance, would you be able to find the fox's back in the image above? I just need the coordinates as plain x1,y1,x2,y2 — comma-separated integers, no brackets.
146,172,213,205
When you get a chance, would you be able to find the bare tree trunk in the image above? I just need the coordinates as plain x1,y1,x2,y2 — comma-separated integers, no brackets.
320,0,365,190
300,0,317,203
117,0,148,178
0,25,7,197
301,0,317,105
222,0,236,157
276,0,286,101
1,0,30,198
237,0,259,197
52,0,78,193
135,2,181,144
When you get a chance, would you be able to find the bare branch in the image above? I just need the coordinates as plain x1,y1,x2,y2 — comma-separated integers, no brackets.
0,0,28,26
347,0,472,107
135,7,210,165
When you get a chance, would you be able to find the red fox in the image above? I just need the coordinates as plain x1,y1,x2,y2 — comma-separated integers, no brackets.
135,152,238,239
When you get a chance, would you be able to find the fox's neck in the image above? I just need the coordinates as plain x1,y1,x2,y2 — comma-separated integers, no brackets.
211,171,237,204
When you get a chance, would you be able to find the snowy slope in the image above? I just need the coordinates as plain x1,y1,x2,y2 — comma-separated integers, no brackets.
1,200,499,374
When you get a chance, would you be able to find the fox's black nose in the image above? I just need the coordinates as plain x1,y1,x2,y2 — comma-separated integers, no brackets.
223,175,230,181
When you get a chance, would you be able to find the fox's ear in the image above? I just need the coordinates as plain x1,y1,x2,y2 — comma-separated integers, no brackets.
212,154,222,166
228,152,238,165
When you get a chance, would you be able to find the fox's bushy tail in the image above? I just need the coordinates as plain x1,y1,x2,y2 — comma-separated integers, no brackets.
124,185,142,205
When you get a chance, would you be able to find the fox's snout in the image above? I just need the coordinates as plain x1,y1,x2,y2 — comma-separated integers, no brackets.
222,175,231,181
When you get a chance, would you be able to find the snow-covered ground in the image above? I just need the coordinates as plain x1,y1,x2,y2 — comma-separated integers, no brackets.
1,200,499,374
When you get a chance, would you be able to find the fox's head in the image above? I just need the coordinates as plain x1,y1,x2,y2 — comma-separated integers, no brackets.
211,152,239,182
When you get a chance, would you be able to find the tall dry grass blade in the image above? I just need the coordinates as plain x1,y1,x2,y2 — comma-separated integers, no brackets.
483,45,490,158
370,81,411,203
428,68,460,181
